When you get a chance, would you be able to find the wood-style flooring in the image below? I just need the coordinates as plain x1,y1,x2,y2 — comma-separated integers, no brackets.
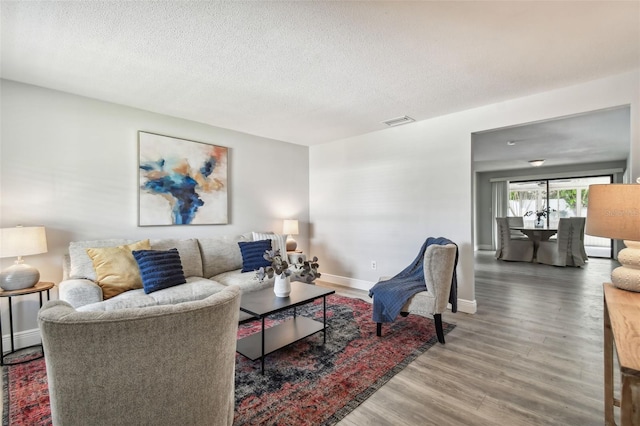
316,250,618,426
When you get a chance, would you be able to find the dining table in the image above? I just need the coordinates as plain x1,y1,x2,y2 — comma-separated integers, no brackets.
510,226,558,260
510,226,558,243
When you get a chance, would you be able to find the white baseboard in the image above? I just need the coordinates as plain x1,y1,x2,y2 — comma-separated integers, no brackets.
476,244,493,251
456,298,477,314
320,273,375,292
2,328,42,352
321,273,477,314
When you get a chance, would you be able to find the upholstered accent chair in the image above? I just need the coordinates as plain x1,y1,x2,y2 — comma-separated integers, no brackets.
537,218,586,267
376,243,457,344
495,217,534,262
38,286,241,426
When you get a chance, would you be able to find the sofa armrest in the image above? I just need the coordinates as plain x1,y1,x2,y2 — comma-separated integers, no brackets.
59,279,103,309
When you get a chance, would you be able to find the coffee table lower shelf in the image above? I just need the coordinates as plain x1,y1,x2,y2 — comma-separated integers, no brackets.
236,316,325,362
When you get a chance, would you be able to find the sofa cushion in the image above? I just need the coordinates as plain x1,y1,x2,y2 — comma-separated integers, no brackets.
150,238,203,277
212,269,274,293
198,234,249,278
86,240,151,299
76,277,227,312
148,277,227,306
252,232,288,258
238,240,272,272
69,239,135,280
77,288,157,312
133,248,187,294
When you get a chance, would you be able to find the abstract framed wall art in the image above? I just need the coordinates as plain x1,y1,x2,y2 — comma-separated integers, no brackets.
138,131,228,226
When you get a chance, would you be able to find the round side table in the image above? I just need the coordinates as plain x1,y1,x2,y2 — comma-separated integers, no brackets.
0,281,54,366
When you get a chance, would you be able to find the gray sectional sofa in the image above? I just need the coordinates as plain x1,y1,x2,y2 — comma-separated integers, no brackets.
59,233,275,315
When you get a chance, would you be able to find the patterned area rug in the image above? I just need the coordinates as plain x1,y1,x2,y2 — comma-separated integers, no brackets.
3,294,453,425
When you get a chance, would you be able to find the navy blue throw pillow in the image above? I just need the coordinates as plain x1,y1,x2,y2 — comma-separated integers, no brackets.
132,248,187,294
238,240,272,273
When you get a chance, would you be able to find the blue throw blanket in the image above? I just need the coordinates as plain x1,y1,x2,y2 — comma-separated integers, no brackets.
369,237,458,323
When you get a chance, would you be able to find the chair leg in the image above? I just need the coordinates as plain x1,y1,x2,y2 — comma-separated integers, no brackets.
376,322,382,337
434,314,445,344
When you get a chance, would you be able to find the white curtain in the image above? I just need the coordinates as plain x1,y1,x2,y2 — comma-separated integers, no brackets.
491,180,509,250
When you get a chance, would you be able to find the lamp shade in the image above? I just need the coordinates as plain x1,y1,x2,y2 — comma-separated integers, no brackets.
586,184,640,292
0,226,48,258
282,220,299,236
585,184,640,241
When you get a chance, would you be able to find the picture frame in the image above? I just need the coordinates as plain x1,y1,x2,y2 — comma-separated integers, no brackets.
138,131,228,226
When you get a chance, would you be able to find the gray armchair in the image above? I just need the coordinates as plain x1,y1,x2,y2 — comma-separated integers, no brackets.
495,217,534,262
38,286,241,426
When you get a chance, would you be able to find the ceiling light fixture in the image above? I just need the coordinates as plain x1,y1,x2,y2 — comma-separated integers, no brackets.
382,116,415,127
528,159,545,167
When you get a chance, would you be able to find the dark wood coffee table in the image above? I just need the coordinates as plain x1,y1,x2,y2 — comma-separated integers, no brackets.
236,281,335,374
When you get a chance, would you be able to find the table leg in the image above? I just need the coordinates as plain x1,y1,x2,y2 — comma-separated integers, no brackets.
0,300,3,365
620,372,640,426
8,298,14,353
604,299,615,425
261,317,265,375
323,296,327,344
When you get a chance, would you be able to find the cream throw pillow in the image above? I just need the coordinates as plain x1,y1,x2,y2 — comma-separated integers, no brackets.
252,232,288,258
86,240,150,299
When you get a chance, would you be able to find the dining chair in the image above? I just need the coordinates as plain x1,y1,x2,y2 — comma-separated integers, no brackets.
507,216,527,240
495,217,534,262
570,217,589,263
537,218,586,267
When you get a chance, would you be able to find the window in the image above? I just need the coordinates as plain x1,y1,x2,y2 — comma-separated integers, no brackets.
508,176,612,257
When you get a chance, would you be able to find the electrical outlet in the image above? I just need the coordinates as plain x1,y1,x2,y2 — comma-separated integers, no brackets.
371,261,377,270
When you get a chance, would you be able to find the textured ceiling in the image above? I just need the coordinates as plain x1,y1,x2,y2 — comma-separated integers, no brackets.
1,1,639,146
473,106,630,172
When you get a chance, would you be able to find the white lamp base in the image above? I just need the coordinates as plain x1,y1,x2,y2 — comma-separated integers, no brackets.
611,240,640,292
0,261,40,291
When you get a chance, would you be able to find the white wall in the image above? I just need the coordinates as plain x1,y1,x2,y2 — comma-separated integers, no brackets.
0,80,310,337
309,70,640,313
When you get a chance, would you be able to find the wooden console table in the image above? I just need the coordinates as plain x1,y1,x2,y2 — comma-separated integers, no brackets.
603,283,640,425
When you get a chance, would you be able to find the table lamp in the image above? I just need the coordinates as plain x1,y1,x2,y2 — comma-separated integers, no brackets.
585,184,640,292
0,226,48,291
283,219,299,252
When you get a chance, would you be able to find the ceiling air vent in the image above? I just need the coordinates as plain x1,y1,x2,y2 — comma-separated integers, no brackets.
382,116,415,127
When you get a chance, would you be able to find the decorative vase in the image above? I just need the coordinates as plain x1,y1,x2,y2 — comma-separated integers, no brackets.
274,275,291,297
535,216,544,228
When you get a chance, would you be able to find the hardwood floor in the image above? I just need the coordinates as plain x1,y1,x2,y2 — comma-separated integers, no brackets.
317,250,617,426
0,252,617,424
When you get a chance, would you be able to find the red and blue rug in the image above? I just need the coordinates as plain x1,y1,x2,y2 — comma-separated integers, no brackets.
3,294,453,425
